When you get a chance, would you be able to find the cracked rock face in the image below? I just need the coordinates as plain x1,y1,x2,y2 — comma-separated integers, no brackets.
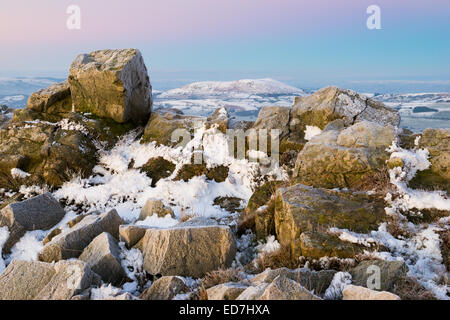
289,86,399,142
69,49,152,124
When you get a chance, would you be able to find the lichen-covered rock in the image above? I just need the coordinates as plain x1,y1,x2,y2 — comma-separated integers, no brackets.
140,276,189,300
140,157,176,187
0,193,65,253
142,110,203,146
289,86,399,141
274,184,386,258
69,49,152,124
342,285,400,300
79,232,126,286
409,128,450,193
298,231,364,259
350,260,408,291
293,121,395,189
39,209,124,262
137,225,236,278
206,282,248,300
26,81,72,114
252,106,291,139
139,199,174,220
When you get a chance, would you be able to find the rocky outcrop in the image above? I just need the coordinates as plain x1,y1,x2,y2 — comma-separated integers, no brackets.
342,285,401,300
0,193,65,253
26,81,72,114
410,128,450,193
137,225,236,278
293,121,395,189
69,49,152,124
252,106,290,139
289,86,399,142
79,232,126,286
0,260,101,300
207,107,229,133
274,184,386,258
350,260,408,291
39,209,124,262
140,276,189,300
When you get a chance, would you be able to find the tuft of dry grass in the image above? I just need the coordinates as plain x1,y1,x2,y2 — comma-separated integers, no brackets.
193,284,209,300
201,268,245,289
393,277,436,300
253,244,300,273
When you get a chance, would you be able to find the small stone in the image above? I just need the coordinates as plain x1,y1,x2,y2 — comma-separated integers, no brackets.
342,285,401,300
140,276,189,300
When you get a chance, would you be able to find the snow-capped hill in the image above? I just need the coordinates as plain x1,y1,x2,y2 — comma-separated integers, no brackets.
158,78,305,99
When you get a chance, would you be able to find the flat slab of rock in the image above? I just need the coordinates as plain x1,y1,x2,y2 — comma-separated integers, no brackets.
0,192,65,253
79,232,126,285
26,81,72,114
69,49,152,124
138,225,236,278
0,260,56,300
140,276,189,300
274,184,386,257
39,209,124,262
207,282,248,300
343,284,400,300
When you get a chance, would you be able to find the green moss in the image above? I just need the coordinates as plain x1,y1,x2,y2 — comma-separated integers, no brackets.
409,169,450,194
141,157,176,187
175,163,207,182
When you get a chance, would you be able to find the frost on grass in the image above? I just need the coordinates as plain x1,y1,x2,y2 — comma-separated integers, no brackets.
119,242,146,294
6,230,46,263
10,168,30,179
54,126,287,223
256,235,281,254
90,284,122,300
304,125,322,141
324,272,352,300
135,214,178,228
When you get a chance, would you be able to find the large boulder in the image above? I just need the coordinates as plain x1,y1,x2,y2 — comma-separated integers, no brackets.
79,232,126,286
342,285,400,300
140,276,189,300
258,275,322,300
68,49,152,124
289,86,399,142
39,209,124,262
274,184,386,258
0,260,101,300
252,106,290,139
350,260,408,291
206,282,248,300
293,121,395,189
409,128,450,193
137,225,237,278
26,81,72,114
139,199,174,220
0,117,97,188
119,224,149,248
0,193,65,253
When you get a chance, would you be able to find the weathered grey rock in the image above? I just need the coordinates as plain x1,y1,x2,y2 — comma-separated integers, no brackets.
79,232,126,285
274,184,386,258
39,209,124,262
119,224,149,248
236,283,270,300
0,193,65,253
293,121,395,189
206,282,248,300
140,276,189,300
250,267,336,294
69,49,152,124
350,260,408,291
35,260,102,300
289,86,399,142
342,284,400,300
252,106,291,139
26,81,72,114
138,225,236,278
259,276,322,300
139,199,174,220
0,260,56,300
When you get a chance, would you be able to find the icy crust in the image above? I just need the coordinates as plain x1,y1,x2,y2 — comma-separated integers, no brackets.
53,124,287,223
